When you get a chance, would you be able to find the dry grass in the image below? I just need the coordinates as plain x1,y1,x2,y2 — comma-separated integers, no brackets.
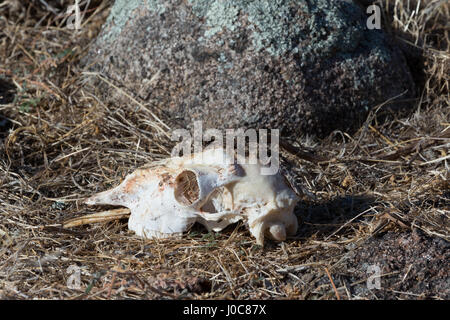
0,0,448,300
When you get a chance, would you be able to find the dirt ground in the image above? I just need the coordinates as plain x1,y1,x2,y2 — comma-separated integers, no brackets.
0,0,448,300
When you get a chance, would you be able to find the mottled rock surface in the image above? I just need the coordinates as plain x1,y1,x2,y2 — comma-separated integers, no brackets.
84,0,415,137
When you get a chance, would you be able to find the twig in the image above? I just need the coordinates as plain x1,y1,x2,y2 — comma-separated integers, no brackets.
419,154,450,166
280,140,329,163
63,208,131,228
324,267,340,300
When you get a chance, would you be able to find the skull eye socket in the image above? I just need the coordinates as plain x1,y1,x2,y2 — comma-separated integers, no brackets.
174,170,199,205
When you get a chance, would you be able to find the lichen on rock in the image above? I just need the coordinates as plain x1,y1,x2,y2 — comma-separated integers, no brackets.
102,0,166,43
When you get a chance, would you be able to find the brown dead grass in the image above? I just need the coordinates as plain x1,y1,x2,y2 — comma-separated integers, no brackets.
0,0,448,299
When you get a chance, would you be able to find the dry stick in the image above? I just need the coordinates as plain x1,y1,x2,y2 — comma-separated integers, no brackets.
280,140,329,163
378,130,450,161
419,154,450,166
324,207,375,241
63,208,131,228
107,272,117,299
324,267,340,300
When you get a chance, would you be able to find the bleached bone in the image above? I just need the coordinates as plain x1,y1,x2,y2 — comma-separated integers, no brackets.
63,208,131,228
84,148,299,244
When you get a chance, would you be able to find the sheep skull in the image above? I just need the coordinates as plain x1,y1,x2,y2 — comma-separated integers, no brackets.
85,148,299,244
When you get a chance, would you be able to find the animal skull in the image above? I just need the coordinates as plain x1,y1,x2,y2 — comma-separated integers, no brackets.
85,148,299,245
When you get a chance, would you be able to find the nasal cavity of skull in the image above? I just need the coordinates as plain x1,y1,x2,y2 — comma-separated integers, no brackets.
174,170,199,206
200,187,231,213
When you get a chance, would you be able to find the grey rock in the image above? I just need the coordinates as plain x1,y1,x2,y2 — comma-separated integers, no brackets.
84,0,415,138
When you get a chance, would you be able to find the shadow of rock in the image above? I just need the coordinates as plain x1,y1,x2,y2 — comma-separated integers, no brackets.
295,195,378,239
0,77,15,137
